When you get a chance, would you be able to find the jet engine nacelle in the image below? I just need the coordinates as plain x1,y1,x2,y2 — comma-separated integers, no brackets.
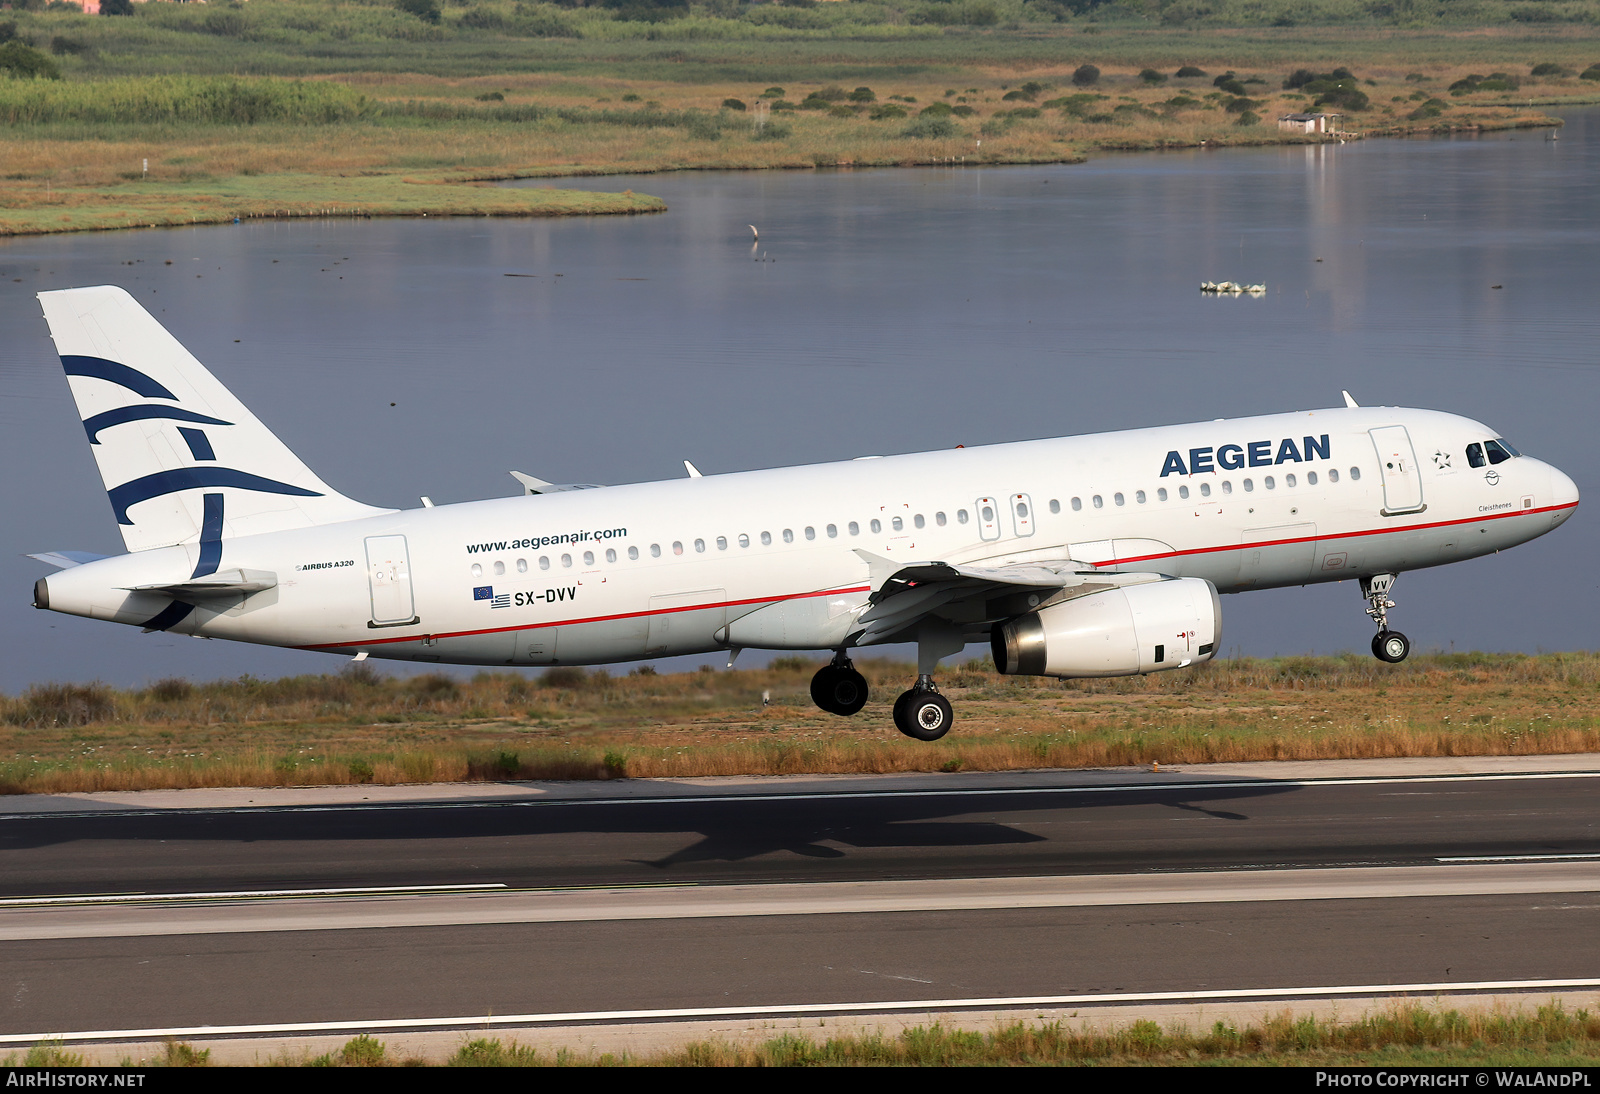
991,577,1221,678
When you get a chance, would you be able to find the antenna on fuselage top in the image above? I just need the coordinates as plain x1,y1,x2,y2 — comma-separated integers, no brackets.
684,460,703,478
1342,391,1360,408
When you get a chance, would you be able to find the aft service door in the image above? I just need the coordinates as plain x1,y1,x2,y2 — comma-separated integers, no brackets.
1369,426,1425,514
365,535,418,627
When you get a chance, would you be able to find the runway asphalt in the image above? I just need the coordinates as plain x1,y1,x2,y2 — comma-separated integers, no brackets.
2,756,1597,1058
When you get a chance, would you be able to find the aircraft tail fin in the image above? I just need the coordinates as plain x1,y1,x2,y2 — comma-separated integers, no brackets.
38,286,392,558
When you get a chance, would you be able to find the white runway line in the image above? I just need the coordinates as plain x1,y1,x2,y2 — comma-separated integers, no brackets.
6,978,1600,1047
1,861,1596,942
0,884,507,908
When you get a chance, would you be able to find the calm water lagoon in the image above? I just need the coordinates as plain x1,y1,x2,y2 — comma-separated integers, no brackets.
2,111,1595,688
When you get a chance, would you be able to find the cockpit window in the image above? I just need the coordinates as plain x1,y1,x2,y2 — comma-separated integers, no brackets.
1484,439,1513,465
1466,442,1485,468
1492,438,1521,458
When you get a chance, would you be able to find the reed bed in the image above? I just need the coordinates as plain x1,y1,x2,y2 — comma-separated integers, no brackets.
2,651,1596,793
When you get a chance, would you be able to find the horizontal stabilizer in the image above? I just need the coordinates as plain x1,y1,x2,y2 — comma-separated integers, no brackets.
28,551,110,570
129,568,277,599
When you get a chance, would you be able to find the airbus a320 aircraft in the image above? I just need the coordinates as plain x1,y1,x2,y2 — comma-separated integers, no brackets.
30,287,1580,740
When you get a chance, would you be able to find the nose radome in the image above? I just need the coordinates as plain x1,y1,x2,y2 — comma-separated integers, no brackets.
1548,463,1580,509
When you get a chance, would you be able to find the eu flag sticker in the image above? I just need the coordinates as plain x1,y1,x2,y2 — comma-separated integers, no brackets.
473,586,493,601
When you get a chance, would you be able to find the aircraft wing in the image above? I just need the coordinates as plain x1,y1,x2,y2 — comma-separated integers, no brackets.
849,551,1165,645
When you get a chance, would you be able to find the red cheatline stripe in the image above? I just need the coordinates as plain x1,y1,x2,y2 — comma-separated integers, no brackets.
302,584,873,651
304,500,1577,652
1094,500,1577,566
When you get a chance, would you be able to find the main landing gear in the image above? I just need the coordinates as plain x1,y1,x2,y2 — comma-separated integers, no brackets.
810,621,966,741
892,677,953,742
811,655,869,716
1362,573,1411,664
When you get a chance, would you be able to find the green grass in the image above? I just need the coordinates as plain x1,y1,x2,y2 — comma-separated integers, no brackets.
3,652,1597,793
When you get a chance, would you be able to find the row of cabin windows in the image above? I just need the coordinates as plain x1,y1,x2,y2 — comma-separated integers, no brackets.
465,469,1367,579
468,509,982,578
1061,467,1362,510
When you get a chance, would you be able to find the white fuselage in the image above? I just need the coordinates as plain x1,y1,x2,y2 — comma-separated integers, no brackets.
38,406,1579,668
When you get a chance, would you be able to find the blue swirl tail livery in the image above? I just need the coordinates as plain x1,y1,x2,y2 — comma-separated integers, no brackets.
37,286,392,556
27,287,1577,741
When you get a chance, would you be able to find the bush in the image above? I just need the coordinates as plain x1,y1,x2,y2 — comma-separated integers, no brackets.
868,103,906,119
49,36,89,56
1001,88,1034,102
1582,65,1600,82
1071,64,1100,87
901,114,958,139
1175,65,1206,78
340,1036,385,1067
722,97,745,111
147,677,193,702
407,672,460,700
1139,68,1167,85
396,0,442,24
759,86,784,98
848,86,875,102
0,40,60,79
1530,63,1570,77
1235,110,1260,126
541,666,588,689
919,100,954,115
99,0,134,15
10,683,115,726
753,119,791,139
476,90,504,101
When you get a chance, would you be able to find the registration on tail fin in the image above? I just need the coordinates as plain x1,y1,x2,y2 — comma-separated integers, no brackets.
38,287,392,561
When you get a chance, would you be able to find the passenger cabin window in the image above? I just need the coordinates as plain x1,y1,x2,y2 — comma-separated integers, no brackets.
1242,479,1253,492
1285,474,1296,488
672,542,683,556
935,512,947,526
827,524,838,538
891,517,903,531
582,551,594,566
1114,492,1125,506
1049,499,1060,514
494,561,505,576
783,529,794,543
870,519,882,534
471,563,483,578
1222,481,1233,494
1200,483,1211,497
957,510,969,524
1136,490,1146,504
1071,497,1082,511
694,539,705,553
1157,488,1168,502
738,534,750,548
1328,469,1340,483
913,514,925,529
1350,467,1362,480
805,527,815,540
761,531,772,545
562,553,573,567
1306,472,1317,485
717,536,728,550
1092,495,1103,508
628,546,639,561
540,556,551,570
517,558,528,573
606,548,617,563
649,545,660,558
1265,476,1276,489
1179,486,1189,499
849,522,860,535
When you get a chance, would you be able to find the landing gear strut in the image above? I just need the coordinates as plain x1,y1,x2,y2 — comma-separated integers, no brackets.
1362,573,1411,664
810,653,869,716
893,676,953,741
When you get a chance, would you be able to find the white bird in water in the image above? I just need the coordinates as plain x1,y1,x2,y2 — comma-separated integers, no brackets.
748,224,759,241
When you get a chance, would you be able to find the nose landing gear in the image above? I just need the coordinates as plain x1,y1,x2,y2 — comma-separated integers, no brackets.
1362,573,1411,663
810,654,869,716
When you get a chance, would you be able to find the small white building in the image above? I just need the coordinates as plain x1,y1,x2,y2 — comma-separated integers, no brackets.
1278,112,1341,134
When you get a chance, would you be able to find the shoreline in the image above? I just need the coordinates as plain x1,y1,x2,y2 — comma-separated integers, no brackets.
0,110,1559,240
